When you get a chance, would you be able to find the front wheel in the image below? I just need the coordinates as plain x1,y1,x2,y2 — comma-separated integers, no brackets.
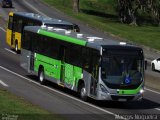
15,42,20,54
38,68,46,85
79,83,87,101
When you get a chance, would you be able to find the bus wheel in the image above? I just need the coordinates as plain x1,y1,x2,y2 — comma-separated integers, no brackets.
79,83,87,101
15,42,19,53
38,68,46,85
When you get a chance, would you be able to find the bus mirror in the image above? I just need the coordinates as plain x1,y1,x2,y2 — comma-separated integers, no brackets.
145,60,147,70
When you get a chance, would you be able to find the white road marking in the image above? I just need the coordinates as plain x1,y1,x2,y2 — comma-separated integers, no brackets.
155,108,160,111
23,1,48,17
145,88,160,95
5,48,16,54
0,27,6,32
0,80,8,87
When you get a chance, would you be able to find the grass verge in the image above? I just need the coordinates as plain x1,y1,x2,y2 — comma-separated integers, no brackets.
0,89,64,120
41,0,160,51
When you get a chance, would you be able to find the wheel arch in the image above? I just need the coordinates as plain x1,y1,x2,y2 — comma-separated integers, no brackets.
77,79,85,92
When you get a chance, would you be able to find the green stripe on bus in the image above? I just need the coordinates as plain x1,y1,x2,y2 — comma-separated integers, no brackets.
118,85,142,95
38,29,86,46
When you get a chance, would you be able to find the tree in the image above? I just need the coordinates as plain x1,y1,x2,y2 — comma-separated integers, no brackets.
73,0,80,13
118,0,160,26
118,0,140,25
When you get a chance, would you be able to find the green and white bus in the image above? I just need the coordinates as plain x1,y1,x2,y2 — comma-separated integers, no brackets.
21,26,146,101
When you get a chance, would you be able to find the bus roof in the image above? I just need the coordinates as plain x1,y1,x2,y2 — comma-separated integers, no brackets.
13,12,74,26
24,26,142,51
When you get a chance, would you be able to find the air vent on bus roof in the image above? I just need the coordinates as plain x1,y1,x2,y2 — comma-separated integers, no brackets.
65,30,71,35
58,20,62,22
26,13,34,17
119,42,127,45
47,27,54,31
41,23,47,29
77,34,83,38
87,37,103,42
53,28,66,32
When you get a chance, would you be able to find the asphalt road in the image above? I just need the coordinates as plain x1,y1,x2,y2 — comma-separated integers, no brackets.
0,0,160,120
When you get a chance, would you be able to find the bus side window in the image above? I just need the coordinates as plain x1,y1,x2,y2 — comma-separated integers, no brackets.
13,17,22,33
91,50,100,79
69,45,82,67
82,47,90,72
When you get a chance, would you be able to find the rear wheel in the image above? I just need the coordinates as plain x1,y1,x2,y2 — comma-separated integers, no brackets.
38,68,46,85
79,83,87,101
152,63,155,71
15,42,19,54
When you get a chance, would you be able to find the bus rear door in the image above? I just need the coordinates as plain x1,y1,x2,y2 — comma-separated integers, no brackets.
59,46,74,88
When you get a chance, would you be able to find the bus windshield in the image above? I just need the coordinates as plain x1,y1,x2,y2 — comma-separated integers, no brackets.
101,49,144,89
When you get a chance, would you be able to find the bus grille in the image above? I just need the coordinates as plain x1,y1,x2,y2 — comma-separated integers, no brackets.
111,95,134,101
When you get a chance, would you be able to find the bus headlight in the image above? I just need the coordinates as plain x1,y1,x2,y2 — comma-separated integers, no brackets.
100,84,108,93
140,89,144,94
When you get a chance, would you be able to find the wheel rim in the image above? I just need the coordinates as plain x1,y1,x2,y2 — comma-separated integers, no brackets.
81,87,86,98
15,44,18,52
39,72,44,82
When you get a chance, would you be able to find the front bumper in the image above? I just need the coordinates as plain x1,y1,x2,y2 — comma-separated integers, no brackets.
96,91,143,101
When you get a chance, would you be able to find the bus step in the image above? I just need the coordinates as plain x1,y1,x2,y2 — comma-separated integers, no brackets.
58,83,64,87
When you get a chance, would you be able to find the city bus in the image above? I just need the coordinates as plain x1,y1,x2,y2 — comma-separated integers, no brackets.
6,12,80,53
20,26,146,101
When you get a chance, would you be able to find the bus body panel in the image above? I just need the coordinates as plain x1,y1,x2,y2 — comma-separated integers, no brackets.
20,49,31,73
34,53,61,80
6,29,12,46
64,63,74,88
33,53,83,90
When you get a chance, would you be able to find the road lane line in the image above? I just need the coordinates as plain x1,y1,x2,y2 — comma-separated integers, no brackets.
145,88,160,95
5,48,16,54
23,1,48,17
0,80,8,87
0,65,126,119
0,27,6,32
155,108,160,111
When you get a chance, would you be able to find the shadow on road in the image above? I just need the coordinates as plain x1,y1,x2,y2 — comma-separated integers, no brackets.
91,98,160,110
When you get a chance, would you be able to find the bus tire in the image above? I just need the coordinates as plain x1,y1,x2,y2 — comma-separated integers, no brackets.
38,68,46,85
79,83,87,101
15,42,19,54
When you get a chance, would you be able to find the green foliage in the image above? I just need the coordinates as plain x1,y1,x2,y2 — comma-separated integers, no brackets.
0,89,64,120
42,0,160,51
81,0,117,14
